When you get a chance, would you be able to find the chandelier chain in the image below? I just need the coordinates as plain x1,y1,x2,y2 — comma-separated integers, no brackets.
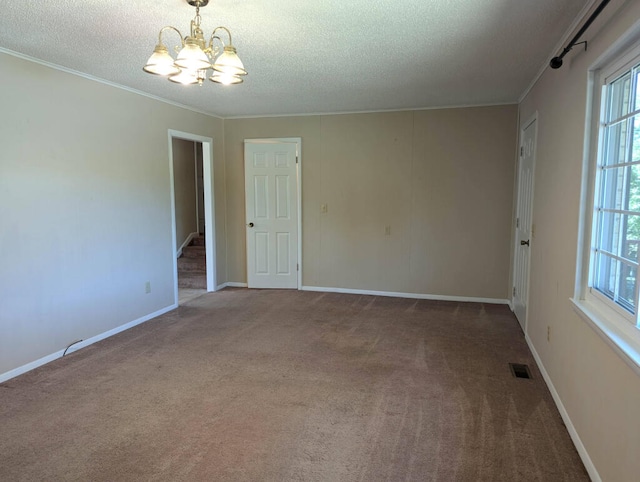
194,4,201,28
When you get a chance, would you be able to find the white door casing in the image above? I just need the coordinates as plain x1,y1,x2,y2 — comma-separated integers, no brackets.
244,139,301,289
513,117,537,330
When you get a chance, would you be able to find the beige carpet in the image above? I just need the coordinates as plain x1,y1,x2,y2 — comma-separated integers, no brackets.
179,288,207,305
0,289,588,481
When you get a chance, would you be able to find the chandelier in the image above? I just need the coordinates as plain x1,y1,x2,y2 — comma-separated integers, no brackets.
143,0,247,86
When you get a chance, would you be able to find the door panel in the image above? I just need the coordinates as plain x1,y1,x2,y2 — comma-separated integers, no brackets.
276,175,291,219
255,232,269,274
513,119,536,330
253,176,269,218
245,141,299,289
276,233,291,274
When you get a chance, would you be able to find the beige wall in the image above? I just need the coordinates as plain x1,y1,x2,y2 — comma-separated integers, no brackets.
172,139,197,249
518,1,640,480
225,105,517,299
0,52,225,376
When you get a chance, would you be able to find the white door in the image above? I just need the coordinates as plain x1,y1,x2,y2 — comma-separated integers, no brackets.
244,140,300,289
513,118,536,330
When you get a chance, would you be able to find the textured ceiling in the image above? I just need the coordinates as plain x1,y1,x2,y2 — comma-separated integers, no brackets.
0,0,590,118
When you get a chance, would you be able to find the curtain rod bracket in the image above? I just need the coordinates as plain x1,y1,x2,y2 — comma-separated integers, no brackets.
574,41,588,52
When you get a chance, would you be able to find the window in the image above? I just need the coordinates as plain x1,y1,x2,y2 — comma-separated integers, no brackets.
572,35,640,374
591,58,640,320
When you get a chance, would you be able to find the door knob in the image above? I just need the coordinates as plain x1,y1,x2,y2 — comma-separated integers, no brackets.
520,239,530,246
247,222,254,228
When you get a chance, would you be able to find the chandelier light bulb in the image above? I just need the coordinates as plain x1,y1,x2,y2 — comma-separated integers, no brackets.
175,39,212,71
213,46,247,76
143,45,181,76
169,69,199,85
210,72,243,85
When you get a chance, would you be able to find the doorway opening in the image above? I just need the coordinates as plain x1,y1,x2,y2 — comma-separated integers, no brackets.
168,130,217,305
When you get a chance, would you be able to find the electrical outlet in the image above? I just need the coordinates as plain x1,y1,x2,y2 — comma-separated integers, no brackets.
320,203,328,214
385,225,391,235
145,281,151,294
547,325,551,342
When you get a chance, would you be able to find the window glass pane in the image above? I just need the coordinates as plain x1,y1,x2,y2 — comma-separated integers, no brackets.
602,120,630,166
601,164,640,211
624,214,640,262
601,166,628,210
618,262,637,313
633,115,640,163
598,210,623,256
608,71,632,122
597,211,640,262
595,251,616,299
628,162,640,211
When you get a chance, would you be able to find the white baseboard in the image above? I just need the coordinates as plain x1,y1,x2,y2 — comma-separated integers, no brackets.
176,231,199,258
216,282,248,290
213,283,508,304
525,334,601,482
212,282,508,305
0,304,177,384
301,285,510,305
0,350,67,385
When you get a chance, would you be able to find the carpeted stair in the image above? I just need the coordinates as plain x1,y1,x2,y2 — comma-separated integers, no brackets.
178,235,206,289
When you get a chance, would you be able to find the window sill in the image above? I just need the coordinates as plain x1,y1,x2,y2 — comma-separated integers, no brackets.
570,297,640,377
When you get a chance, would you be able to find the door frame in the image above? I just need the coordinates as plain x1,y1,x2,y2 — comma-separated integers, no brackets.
511,112,537,332
244,137,302,290
169,130,217,302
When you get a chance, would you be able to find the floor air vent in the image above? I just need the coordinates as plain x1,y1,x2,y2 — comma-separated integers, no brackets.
509,363,532,379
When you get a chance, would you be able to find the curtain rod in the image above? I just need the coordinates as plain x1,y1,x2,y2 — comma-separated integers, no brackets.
550,0,611,69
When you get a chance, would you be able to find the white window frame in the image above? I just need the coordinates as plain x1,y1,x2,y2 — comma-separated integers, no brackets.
573,39,640,376
589,56,640,318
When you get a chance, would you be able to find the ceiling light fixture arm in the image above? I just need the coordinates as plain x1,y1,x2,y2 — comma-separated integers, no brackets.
209,26,233,48
157,26,185,52
207,26,233,59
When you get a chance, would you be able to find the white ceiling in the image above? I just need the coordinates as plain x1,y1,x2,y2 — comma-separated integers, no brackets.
0,0,590,118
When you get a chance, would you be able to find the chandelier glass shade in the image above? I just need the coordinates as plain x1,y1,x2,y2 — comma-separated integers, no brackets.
143,0,247,86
